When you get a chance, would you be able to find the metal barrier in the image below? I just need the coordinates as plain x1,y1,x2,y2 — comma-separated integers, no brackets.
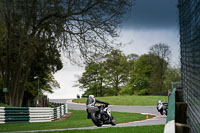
164,88,190,133
0,107,5,124
5,107,29,123
29,107,53,123
164,88,176,133
53,104,68,120
0,104,68,124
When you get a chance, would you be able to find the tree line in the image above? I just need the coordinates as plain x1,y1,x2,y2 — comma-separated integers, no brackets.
77,43,181,97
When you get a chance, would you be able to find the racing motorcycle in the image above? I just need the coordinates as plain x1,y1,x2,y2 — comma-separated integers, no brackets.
157,100,168,116
90,104,116,127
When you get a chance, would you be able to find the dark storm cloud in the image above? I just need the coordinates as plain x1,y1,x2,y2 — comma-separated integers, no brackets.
122,0,178,29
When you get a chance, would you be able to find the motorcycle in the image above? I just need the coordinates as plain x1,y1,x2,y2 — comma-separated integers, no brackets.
90,104,116,127
157,100,168,116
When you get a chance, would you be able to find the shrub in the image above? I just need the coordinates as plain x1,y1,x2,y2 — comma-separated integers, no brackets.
0,103,11,107
119,86,132,95
134,89,149,95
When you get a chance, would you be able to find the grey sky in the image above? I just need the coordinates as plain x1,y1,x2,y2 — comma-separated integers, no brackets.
123,0,178,29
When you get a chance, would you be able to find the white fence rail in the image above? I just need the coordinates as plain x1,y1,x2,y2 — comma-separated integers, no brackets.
0,107,5,124
0,104,68,124
29,107,53,123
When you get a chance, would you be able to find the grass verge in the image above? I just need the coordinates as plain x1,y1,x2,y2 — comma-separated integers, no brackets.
41,125,165,133
0,103,12,107
0,109,153,132
73,95,168,106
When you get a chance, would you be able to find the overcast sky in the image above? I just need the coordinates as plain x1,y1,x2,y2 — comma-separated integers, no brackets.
123,0,178,29
47,0,180,99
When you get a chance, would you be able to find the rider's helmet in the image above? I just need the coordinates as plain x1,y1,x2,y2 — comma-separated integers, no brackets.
89,95,95,99
157,100,162,106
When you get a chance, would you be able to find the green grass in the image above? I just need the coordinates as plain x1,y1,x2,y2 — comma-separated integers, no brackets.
0,109,153,132
0,103,11,107
41,125,165,133
73,95,168,106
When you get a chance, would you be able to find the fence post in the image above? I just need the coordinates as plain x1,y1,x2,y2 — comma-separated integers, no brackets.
53,108,57,120
65,104,68,114
60,106,62,118
64,104,66,114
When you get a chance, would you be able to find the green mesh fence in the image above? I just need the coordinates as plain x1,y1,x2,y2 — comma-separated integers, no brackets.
178,0,200,133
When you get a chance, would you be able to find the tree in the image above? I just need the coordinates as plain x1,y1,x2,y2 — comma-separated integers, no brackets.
126,53,170,95
0,76,3,103
128,54,156,95
78,62,106,97
164,66,181,91
104,50,129,95
118,53,138,95
0,0,132,106
149,43,171,61
0,20,4,103
24,71,60,106
127,53,139,72
77,50,131,96
149,43,171,91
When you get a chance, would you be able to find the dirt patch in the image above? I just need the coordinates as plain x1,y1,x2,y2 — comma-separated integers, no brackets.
54,112,72,122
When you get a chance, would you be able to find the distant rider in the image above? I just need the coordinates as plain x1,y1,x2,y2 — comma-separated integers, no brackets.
86,95,109,119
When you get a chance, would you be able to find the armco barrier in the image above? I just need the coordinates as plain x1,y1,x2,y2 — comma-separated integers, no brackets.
5,107,29,123
56,106,60,119
29,107,53,123
0,104,68,124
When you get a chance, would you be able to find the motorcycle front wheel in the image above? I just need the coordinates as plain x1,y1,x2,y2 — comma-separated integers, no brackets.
110,116,116,126
91,113,103,127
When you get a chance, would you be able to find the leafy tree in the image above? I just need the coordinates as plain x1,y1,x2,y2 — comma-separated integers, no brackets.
78,62,105,97
0,19,5,103
24,71,60,106
127,53,169,95
149,43,171,92
128,54,156,95
0,0,132,106
78,50,131,96
127,54,139,62
164,66,181,91
118,53,138,95
127,53,139,74
0,77,3,103
104,50,129,95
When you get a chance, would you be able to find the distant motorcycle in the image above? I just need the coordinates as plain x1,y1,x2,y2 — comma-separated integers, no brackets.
157,100,168,116
90,104,116,127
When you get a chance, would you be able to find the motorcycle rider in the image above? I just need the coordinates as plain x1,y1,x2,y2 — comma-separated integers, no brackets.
157,100,168,115
86,95,109,119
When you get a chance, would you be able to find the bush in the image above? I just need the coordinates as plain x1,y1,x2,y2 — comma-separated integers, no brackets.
119,86,132,95
134,89,149,95
0,103,11,107
47,102,56,108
